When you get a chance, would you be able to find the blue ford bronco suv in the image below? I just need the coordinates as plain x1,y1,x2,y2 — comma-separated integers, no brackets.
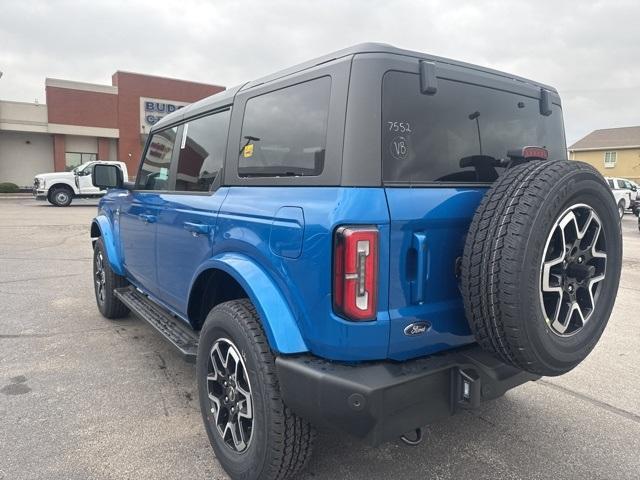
90,44,622,480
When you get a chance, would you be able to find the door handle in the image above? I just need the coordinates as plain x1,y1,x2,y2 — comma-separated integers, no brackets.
183,222,211,236
411,232,428,304
138,214,157,224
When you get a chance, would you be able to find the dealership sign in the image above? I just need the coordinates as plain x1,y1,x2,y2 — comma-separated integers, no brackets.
140,97,189,133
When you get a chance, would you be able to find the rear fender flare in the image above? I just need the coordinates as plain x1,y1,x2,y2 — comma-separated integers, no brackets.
91,216,124,276
192,252,308,354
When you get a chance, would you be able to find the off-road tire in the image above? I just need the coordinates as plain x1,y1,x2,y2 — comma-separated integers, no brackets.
197,299,315,480
93,237,129,319
461,160,622,376
48,186,73,207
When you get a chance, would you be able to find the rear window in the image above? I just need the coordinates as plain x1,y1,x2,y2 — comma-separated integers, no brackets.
382,71,566,184
238,77,331,177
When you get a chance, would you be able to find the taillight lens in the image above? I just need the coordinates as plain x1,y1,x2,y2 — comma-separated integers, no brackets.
333,226,378,321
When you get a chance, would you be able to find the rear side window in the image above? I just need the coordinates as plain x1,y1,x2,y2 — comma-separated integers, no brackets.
382,71,566,184
137,127,177,190
175,109,231,192
238,77,331,177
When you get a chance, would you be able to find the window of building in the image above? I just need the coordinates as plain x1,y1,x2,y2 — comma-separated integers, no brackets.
136,127,178,190
381,72,566,184
238,77,331,177
65,152,97,171
175,109,231,192
604,151,617,168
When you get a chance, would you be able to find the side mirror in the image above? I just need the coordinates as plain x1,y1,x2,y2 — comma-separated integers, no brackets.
92,164,123,189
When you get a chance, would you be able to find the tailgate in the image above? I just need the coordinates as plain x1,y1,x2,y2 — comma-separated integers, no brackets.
384,187,485,360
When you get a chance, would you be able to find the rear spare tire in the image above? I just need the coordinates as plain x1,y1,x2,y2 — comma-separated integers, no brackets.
461,161,622,376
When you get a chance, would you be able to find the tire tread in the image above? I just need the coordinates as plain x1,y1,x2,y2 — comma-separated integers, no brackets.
207,299,315,480
461,160,609,374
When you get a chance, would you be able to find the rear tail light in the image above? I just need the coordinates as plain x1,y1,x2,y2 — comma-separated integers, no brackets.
333,226,378,321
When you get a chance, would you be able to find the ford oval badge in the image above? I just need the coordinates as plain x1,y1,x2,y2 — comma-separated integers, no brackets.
404,322,430,336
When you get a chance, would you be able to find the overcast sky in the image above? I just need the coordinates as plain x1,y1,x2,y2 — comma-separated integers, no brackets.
1,0,639,145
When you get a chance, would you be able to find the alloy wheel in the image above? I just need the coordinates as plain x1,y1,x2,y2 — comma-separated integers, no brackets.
95,251,106,305
207,338,254,453
540,204,607,336
56,191,69,205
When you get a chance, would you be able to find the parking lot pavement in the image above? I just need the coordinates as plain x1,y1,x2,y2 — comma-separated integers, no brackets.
1,198,639,480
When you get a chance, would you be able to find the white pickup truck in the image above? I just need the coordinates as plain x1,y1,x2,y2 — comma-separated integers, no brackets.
33,161,128,207
605,177,634,218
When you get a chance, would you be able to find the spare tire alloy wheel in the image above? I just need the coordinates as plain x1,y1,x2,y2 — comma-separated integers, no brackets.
461,161,622,376
540,204,606,336
206,338,254,453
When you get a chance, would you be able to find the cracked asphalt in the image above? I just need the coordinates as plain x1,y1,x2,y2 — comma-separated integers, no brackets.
1,197,639,480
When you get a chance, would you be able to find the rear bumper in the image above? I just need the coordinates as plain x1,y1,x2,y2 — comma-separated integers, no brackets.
276,345,538,446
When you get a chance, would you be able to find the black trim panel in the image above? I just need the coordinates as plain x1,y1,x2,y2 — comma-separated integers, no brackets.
276,345,538,446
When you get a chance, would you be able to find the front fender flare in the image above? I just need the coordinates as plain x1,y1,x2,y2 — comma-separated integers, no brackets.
193,253,308,355
91,215,124,276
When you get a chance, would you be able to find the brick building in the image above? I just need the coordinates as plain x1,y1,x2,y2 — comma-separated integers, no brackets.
0,72,224,186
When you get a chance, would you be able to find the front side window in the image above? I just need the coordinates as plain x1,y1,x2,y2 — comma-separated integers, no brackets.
137,127,177,190
604,151,617,168
175,109,231,192
238,77,331,177
382,72,566,184
74,162,95,176
65,152,97,171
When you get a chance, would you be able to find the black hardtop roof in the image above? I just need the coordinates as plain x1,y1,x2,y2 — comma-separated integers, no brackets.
153,42,557,131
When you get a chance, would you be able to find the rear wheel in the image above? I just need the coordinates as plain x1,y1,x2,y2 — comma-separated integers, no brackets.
618,200,625,219
48,186,73,207
461,161,622,376
197,299,315,480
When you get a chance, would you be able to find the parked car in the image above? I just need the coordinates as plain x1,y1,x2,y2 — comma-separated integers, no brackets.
89,44,622,480
628,179,640,215
605,177,634,217
33,160,128,206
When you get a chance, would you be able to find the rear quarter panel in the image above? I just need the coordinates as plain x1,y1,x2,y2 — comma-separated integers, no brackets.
215,186,391,361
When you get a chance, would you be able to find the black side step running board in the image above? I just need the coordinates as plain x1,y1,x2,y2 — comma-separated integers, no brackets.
114,286,199,362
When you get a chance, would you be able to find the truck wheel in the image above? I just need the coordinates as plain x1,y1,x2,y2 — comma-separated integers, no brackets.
197,299,315,480
93,238,129,319
461,161,622,376
617,200,625,219
49,186,73,207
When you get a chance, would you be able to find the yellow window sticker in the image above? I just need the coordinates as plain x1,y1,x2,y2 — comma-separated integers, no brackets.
243,144,254,158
